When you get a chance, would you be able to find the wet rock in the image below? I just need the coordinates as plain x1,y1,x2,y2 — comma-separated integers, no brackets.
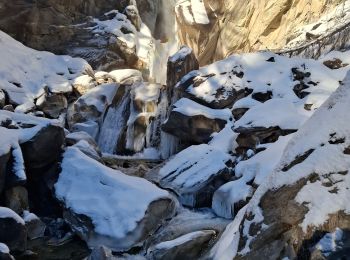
36,93,68,119
148,230,216,260
4,186,29,215
23,211,46,240
0,207,27,253
21,124,65,169
162,111,227,144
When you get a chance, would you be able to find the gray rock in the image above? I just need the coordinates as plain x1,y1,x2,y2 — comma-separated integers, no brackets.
36,93,68,119
4,186,29,215
23,212,46,240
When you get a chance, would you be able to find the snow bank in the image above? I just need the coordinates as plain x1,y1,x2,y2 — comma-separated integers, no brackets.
0,207,25,225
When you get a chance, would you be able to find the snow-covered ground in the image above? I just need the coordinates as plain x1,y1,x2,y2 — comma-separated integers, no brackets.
0,31,90,113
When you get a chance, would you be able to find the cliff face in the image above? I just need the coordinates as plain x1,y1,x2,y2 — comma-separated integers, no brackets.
176,0,349,65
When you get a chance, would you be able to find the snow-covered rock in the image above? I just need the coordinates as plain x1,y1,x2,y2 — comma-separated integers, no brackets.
0,207,26,252
23,211,46,240
0,243,14,260
55,147,176,251
211,71,350,260
147,144,232,207
0,30,91,109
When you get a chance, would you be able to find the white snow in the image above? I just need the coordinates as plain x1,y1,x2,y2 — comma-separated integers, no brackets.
0,243,9,254
315,228,344,255
22,210,39,223
0,30,90,107
173,98,232,120
176,0,210,25
0,207,25,225
55,147,171,239
108,69,143,84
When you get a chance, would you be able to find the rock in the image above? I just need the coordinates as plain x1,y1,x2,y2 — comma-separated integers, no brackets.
0,243,14,260
87,246,117,260
72,140,102,162
4,186,29,215
176,70,251,109
0,90,5,108
0,151,11,195
176,0,346,65
148,230,216,260
234,126,296,156
145,208,229,248
2,105,14,112
36,93,68,118
73,75,96,95
323,58,349,70
125,5,141,31
21,124,65,169
66,131,100,152
67,83,118,129
162,98,231,144
232,108,249,120
55,147,176,252
71,121,100,140
108,69,143,85
166,46,199,90
0,207,26,252
23,211,46,240
146,144,232,208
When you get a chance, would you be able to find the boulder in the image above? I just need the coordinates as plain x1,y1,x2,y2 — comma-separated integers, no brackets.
0,90,5,108
73,75,96,95
23,211,46,240
87,246,117,260
148,230,216,260
166,46,199,90
162,98,231,144
21,124,65,169
0,207,26,252
55,147,176,251
36,93,68,119
146,144,232,208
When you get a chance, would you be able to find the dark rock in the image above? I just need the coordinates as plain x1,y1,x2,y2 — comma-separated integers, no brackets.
0,207,27,253
24,212,46,240
162,111,227,144
232,108,249,120
0,151,11,195
252,91,273,103
21,124,65,169
2,105,14,112
323,58,349,70
88,246,117,260
293,83,310,99
148,230,216,260
0,90,5,108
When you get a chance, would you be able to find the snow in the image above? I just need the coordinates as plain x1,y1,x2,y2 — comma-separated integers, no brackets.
315,228,344,256
108,69,143,84
55,147,171,240
22,210,39,223
209,122,237,153
169,46,193,63
0,207,25,225
76,83,117,113
0,243,9,254
0,30,90,107
212,179,253,219
173,98,232,120
133,82,160,103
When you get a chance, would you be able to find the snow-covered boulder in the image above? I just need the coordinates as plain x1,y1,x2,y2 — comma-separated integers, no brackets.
147,144,232,207
162,98,232,144
23,211,46,240
36,93,68,119
55,147,176,251
0,207,26,252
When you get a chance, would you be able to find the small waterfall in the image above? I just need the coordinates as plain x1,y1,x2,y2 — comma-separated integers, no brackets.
98,88,131,154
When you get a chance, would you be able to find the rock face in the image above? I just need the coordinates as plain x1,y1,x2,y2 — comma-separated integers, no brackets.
176,0,349,65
